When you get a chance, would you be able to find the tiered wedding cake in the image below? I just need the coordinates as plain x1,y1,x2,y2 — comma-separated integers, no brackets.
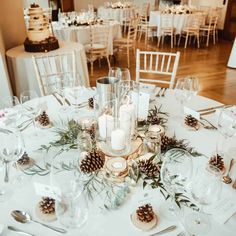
24,3,59,52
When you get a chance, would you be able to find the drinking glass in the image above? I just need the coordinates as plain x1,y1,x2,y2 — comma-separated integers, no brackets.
108,67,121,78
184,76,200,96
218,106,236,154
184,164,222,235
143,131,161,159
119,81,140,138
50,151,88,229
117,68,131,81
0,130,24,202
161,148,193,219
20,90,42,134
174,78,193,119
0,96,22,128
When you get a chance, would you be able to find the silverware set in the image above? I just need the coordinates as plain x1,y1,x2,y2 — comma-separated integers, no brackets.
156,87,167,97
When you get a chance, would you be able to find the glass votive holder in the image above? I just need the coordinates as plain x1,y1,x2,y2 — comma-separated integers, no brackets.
106,113,132,156
144,131,161,159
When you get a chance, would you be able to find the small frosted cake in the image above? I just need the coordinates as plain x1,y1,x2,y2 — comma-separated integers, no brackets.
131,204,157,231
36,197,56,222
24,3,59,52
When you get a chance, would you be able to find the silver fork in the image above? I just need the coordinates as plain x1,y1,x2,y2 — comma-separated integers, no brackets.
161,88,167,97
200,117,217,130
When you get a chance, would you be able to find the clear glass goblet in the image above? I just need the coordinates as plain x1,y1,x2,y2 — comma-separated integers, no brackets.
50,151,88,229
184,164,222,235
0,130,24,202
161,148,193,220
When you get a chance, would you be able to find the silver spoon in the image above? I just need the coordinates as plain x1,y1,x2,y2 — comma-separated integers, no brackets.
223,159,235,184
8,226,35,236
149,225,177,236
11,210,67,234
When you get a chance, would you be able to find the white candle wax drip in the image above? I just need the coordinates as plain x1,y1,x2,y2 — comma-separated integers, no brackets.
111,128,126,151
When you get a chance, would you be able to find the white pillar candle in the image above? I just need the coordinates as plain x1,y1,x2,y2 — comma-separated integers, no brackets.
119,113,131,136
98,114,113,139
111,128,126,151
119,103,136,135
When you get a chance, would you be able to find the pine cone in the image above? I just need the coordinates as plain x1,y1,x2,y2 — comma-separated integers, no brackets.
185,115,198,128
209,154,225,171
39,197,55,214
161,135,172,152
136,204,155,223
88,98,94,109
17,152,30,165
138,159,159,178
147,115,160,125
80,150,105,173
37,111,50,126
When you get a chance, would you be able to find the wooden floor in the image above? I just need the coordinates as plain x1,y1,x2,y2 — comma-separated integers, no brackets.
88,37,236,105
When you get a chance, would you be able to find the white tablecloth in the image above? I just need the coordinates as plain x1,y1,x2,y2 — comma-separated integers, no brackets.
0,89,236,236
149,11,204,37
97,7,136,23
6,41,89,97
53,22,122,56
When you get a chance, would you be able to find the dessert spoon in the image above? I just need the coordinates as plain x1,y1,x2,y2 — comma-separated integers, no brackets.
223,159,234,184
11,210,67,233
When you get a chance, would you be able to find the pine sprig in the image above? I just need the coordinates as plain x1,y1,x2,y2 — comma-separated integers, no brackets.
138,105,168,130
162,134,201,157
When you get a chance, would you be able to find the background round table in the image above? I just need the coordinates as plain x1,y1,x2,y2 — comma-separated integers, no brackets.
52,21,122,56
228,37,236,69
97,6,136,23
6,41,89,97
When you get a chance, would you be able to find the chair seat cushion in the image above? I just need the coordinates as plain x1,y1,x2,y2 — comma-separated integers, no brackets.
114,38,134,45
84,43,106,52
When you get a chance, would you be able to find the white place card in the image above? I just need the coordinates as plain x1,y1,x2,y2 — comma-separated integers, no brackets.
34,182,61,200
183,106,200,120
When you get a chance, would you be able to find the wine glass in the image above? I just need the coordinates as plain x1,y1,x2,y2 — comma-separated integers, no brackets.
160,148,193,220
50,151,88,229
0,130,24,202
0,96,22,128
184,164,222,235
218,106,236,154
108,67,121,78
184,76,200,98
20,90,41,134
117,68,131,81
174,78,194,120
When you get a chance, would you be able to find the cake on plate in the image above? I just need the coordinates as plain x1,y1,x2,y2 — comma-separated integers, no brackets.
24,3,59,52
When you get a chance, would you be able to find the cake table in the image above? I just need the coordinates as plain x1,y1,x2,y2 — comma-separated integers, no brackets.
6,41,89,97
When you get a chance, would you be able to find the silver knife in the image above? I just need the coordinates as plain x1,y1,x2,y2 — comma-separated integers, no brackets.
150,225,177,236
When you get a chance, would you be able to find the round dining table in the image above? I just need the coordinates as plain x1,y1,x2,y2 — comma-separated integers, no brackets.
97,6,136,23
52,21,122,56
149,11,205,37
6,41,89,97
0,87,236,236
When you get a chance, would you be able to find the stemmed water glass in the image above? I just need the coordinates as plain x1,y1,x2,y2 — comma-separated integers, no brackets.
217,105,236,155
0,96,22,129
160,148,193,220
50,151,88,229
0,131,24,202
117,68,131,81
108,67,121,78
184,164,222,235
20,90,41,134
